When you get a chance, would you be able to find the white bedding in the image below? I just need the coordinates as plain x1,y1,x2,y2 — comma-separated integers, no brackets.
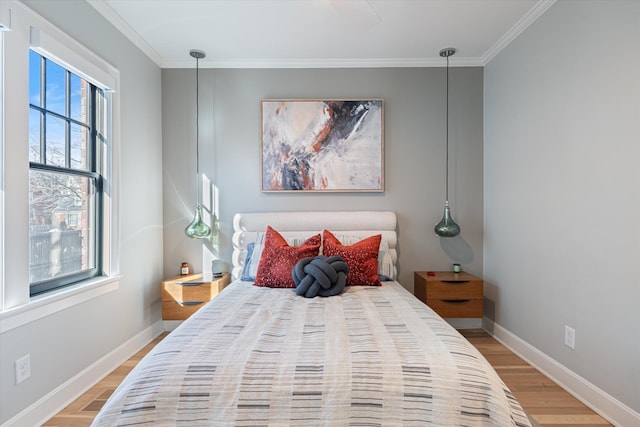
92,211,531,426
92,280,530,426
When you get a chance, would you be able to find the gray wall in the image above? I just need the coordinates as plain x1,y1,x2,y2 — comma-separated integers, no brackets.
6,0,639,422
484,0,640,412
0,1,164,423
162,67,484,289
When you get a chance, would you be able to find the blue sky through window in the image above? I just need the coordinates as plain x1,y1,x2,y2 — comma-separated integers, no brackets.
29,50,41,106
45,59,65,116
29,50,89,169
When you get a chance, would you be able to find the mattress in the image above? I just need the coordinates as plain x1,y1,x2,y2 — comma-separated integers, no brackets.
92,280,531,426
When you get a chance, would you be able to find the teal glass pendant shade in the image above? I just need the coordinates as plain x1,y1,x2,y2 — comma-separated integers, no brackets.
185,204,212,239
434,47,461,238
434,201,460,237
185,48,211,240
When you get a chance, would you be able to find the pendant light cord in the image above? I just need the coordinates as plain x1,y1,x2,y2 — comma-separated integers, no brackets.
445,53,450,203
195,55,200,205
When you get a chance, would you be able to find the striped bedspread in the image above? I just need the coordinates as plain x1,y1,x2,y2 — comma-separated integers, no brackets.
92,281,531,426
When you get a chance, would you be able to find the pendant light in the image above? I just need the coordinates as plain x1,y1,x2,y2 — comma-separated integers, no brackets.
185,49,212,239
434,47,461,238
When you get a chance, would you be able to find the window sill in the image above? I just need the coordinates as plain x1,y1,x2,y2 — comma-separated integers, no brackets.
0,275,121,333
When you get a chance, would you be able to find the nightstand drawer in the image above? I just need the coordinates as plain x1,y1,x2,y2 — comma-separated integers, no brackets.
161,273,230,320
426,280,483,299
414,271,484,319
162,300,207,320
162,281,216,303
427,298,483,318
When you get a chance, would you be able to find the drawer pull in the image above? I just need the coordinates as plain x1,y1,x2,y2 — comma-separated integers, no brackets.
177,301,204,306
441,299,471,303
441,280,470,284
177,282,207,286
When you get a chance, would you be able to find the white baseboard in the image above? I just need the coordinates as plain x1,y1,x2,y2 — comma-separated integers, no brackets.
2,320,165,427
484,319,640,427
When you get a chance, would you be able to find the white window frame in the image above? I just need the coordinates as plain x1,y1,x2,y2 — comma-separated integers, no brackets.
0,0,121,333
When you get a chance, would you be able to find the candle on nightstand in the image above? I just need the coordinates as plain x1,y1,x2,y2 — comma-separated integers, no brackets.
453,263,461,273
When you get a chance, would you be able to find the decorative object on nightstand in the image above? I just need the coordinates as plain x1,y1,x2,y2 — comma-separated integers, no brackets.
414,271,483,318
180,262,189,275
211,259,223,278
434,47,461,238
162,273,230,320
185,48,212,239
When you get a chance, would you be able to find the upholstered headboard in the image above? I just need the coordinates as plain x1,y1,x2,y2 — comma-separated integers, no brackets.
231,211,397,281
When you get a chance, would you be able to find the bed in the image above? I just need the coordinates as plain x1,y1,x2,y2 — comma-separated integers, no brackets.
92,211,531,426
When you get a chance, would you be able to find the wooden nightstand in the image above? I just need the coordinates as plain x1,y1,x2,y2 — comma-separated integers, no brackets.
414,271,483,318
161,273,230,320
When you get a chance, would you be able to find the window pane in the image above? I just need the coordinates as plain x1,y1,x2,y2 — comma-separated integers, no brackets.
45,59,66,116
70,123,88,170
45,115,66,167
29,109,42,163
70,74,88,123
29,169,96,283
29,50,42,107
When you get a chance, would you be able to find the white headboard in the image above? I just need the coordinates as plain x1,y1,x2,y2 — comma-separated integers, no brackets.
231,211,397,281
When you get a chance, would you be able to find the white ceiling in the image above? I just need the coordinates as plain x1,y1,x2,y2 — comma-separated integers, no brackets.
87,0,555,68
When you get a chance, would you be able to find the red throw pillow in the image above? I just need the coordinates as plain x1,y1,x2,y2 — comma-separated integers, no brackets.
322,230,381,286
254,226,321,288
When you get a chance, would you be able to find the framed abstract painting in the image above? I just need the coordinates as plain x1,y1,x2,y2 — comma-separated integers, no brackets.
261,99,384,192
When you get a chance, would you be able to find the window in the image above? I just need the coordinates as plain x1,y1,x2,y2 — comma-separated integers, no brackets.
1,0,120,328
28,51,109,296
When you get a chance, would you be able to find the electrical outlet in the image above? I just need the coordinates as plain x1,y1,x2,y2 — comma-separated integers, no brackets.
564,325,576,350
15,354,31,384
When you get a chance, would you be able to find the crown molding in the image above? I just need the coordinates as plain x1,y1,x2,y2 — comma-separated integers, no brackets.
89,0,553,70
87,0,162,67
162,57,483,69
481,0,557,65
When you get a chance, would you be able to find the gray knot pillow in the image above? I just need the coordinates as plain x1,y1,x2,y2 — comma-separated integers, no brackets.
292,255,349,298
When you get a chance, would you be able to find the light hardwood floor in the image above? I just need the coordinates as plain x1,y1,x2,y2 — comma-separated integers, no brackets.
460,330,611,427
42,333,169,427
44,329,611,426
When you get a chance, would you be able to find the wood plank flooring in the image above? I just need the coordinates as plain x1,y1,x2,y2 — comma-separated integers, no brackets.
460,329,611,427
42,333,168,427
44,329,611,426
